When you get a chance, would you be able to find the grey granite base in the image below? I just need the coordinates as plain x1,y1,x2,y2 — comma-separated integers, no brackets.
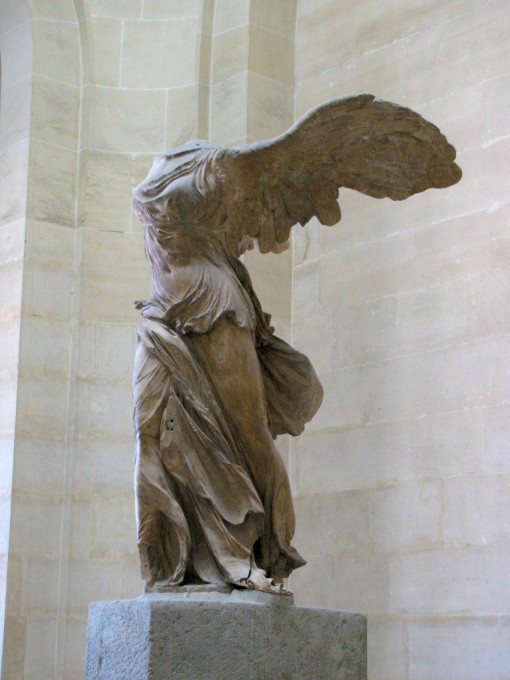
85,586,366,680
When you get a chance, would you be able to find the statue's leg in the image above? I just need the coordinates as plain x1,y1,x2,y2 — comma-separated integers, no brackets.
133,340,190,586
189,318,299,585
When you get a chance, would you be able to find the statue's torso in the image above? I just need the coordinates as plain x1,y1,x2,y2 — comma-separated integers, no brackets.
141,222,256,335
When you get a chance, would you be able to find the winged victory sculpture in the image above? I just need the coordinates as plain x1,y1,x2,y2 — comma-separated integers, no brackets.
132,95,461,595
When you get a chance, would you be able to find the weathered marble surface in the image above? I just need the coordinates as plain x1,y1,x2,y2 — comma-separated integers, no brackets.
85,588,367,679
132,95,461,595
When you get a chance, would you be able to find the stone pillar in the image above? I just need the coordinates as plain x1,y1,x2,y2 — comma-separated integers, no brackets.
85,587,366,680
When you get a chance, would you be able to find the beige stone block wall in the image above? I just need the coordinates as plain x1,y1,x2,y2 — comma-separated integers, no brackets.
5,1,508,678
0,0,31,671
290,1,510,678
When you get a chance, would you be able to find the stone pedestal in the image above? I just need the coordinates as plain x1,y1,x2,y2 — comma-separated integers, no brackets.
85,586,366,679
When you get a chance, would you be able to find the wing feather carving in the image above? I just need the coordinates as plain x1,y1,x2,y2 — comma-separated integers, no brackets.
213,95,461,253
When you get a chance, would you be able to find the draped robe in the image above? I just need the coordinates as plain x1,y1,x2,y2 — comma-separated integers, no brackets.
132,144,323,587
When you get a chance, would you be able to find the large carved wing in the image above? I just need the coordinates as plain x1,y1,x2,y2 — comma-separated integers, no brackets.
214,95,462,253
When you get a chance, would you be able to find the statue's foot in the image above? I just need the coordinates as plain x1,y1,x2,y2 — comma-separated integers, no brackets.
240,567,293,596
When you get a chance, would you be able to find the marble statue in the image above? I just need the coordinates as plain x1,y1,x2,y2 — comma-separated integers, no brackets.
132,95,461,595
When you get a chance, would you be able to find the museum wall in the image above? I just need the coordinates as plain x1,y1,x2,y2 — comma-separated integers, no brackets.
0,1,32,671
0,1,296,678
1,1,508,679
289,1,510,678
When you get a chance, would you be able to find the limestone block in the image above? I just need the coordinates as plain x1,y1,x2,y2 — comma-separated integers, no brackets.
9,494,63,556
201,0,214,34
1,614,26,680
121,19,200,89
249,26,294,85
24,556,60,614
82,150,134,230
310,366,364,430
29,0,76,21
244,247,291,319
0,496,12,554
72,438,133,496
210,73,247,144
87,87,166,153
4,554,22,620
483,73,510,143
67,560,124,618
405,4,510,106
75,379,133,440
80,229,149,324
408,617,510,680
293,312,332,374
247,72,294,140
296,45,403,115
364,348,460,421
198,33,212,84
251,0,297,40
0,258,23,322
354,1,397,56
87,18,122,87
319,232,416,310
27,141,77,226
0,319,19,374
78,322,136,382
294,420,414,495
0,142,29,227
396,278,477,354
389,544,510,614
0,376,17,434
473,270,510,337
0,219,24,265
85,591,367,680
10,433,65,495
212,0,250,35
292,260,321,322
166,85,201,147
0,0,29,32
489,202,510,270
92,497,136,557
32,19,80,86
414,409,483,478
414,211,492,288
0,20,32,88
21,251,74,321
0,79,31,150
296,3,355,81
63,619,89,680
18,317,70,377
15,373,68,438
331,296,399,368
443,474,510,546
294,489,370,555
292,551,390,613
0,435,14,490
24,619,58,680
455,336,509,409
142,0,202,20
69,500,94,559
210,25,249,83
361,356,415,422
483,404,510,473
25,219,75,266
371,480,442,551
86,0,142,19
367,615,405,680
